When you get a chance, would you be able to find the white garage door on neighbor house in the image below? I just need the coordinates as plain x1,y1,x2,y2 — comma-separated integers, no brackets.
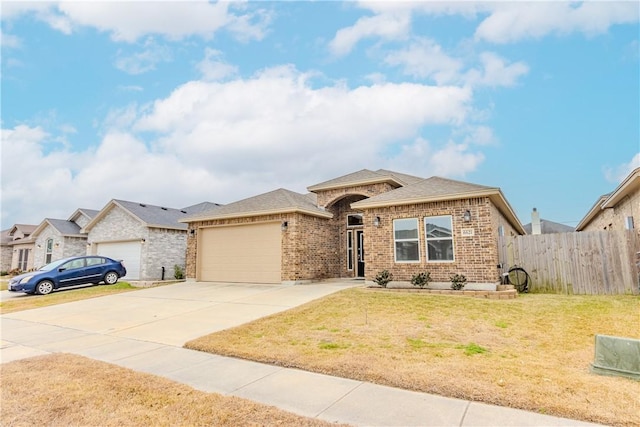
95,241,141,280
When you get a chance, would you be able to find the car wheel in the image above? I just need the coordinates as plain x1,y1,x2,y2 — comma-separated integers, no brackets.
104,271,119,285
35,280,54,295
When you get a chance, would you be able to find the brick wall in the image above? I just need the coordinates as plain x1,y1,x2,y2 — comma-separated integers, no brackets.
34,225,66,267
316,183,396,208
362,197,503,283
582,187,639,236
145,228,187,280
1,245,12,271
88,207,147,243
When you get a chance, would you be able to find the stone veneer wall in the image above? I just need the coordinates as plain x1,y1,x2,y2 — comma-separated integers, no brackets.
582,187,639,236
1,244,12,271
62,236,89,259
34,225,67,267
145,228,187,280
362,197,502,283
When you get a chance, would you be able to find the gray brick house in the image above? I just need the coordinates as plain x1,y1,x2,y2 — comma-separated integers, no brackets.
1,224,37,272
31,209,99,268
83,200,220,281
182,169,525,288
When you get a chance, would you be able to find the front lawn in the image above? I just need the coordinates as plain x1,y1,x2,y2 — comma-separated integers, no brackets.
186,289,640,427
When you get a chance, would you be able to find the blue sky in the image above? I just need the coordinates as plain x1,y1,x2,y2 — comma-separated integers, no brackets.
2,1,639,230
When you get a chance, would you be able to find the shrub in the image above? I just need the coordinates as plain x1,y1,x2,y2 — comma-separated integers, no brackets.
411,272,431,288
174,264,185,280
450,273,467,290
0,270,8,276
373,270,393,288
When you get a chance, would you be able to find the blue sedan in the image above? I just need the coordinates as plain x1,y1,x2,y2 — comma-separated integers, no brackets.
8,255,127,295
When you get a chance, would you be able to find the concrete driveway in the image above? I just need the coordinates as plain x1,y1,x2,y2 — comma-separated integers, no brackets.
1,280,357,348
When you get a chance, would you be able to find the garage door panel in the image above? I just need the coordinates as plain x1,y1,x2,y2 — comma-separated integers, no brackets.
200,223,281,284
96,241,141,280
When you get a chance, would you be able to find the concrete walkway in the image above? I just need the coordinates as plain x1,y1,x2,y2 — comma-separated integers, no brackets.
1,281,600,426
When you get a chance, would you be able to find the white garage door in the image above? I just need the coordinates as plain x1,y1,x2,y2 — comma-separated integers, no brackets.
199,223,281,284
96,241,141,280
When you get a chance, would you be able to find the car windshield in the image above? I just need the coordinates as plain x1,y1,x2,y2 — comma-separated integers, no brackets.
38,258,72,271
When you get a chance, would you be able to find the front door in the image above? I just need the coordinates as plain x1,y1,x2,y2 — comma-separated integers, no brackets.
356,230,365,277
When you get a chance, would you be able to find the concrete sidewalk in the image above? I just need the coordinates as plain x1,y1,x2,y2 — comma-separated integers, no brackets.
1,282,601,426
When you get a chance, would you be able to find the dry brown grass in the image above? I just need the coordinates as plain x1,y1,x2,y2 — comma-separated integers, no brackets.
0,353,343,427
0,282,138,314
186,289,640,427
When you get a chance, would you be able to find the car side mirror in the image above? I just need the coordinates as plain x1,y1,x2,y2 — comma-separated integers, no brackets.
58,267,66,272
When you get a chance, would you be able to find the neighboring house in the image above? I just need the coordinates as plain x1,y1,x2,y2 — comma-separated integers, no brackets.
523,208,574,234
31,208,99,268
182,169,525,288
83,200,221,281
2,224,38,272
576,167,639,233
1,229,12,272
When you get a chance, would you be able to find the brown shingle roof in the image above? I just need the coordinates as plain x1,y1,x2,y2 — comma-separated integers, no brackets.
181,189,330,222
351,176,496,207
307,169,422,192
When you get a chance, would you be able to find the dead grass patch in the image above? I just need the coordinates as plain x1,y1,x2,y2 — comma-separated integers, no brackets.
186,289,640,427
0,282,138,314
0,354,342,427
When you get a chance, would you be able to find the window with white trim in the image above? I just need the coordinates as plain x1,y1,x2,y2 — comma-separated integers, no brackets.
393,218,420,262
425,216,454,261
347,214,363,227
347,230,353,270
45,238,54,264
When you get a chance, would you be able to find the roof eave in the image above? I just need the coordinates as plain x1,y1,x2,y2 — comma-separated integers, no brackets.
601,168,640,209
181,207,333,223
147,224,188,231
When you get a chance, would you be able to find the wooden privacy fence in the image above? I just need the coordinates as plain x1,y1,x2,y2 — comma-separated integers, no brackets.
498,231,639,295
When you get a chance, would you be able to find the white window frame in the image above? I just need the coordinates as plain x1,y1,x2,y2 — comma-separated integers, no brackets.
346,230,354,271
393,218,420,263
424,215,455,262
45,238,54,264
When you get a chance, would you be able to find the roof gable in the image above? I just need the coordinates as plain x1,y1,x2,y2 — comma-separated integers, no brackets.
307,169,421,192
31,218,84,239
68,208,100,223
8,224,37,237
351,176,525,234
523,219,575,234
182,188,330,222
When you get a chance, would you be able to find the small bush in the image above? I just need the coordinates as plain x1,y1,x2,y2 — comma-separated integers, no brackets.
411,272,431,288
174,264,185,280
450,273,467,290
0,270,8,276
373,270,393,288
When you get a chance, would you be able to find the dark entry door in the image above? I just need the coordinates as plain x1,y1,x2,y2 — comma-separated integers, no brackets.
356,230,365,277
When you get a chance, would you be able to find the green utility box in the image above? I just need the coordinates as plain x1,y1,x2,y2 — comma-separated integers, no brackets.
591,334,640,380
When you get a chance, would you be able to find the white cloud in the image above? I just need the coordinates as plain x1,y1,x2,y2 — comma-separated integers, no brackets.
329,11,411,56
604,153,640,183
464,52,529,87
387,137,484,178
197,48,238,81
1,66,482,229
384,38,463,84
114,38,172,75
1,1,270,43
475,2,640,44
1,30,21,48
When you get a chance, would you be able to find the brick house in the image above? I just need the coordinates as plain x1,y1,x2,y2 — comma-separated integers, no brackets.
1,224,37,272
576,167,639,234
183,169,525,288
31,209,99,268
83,199,220,280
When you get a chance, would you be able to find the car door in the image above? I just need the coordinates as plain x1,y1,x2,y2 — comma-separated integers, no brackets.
56,258,88,288
84,257,108,283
